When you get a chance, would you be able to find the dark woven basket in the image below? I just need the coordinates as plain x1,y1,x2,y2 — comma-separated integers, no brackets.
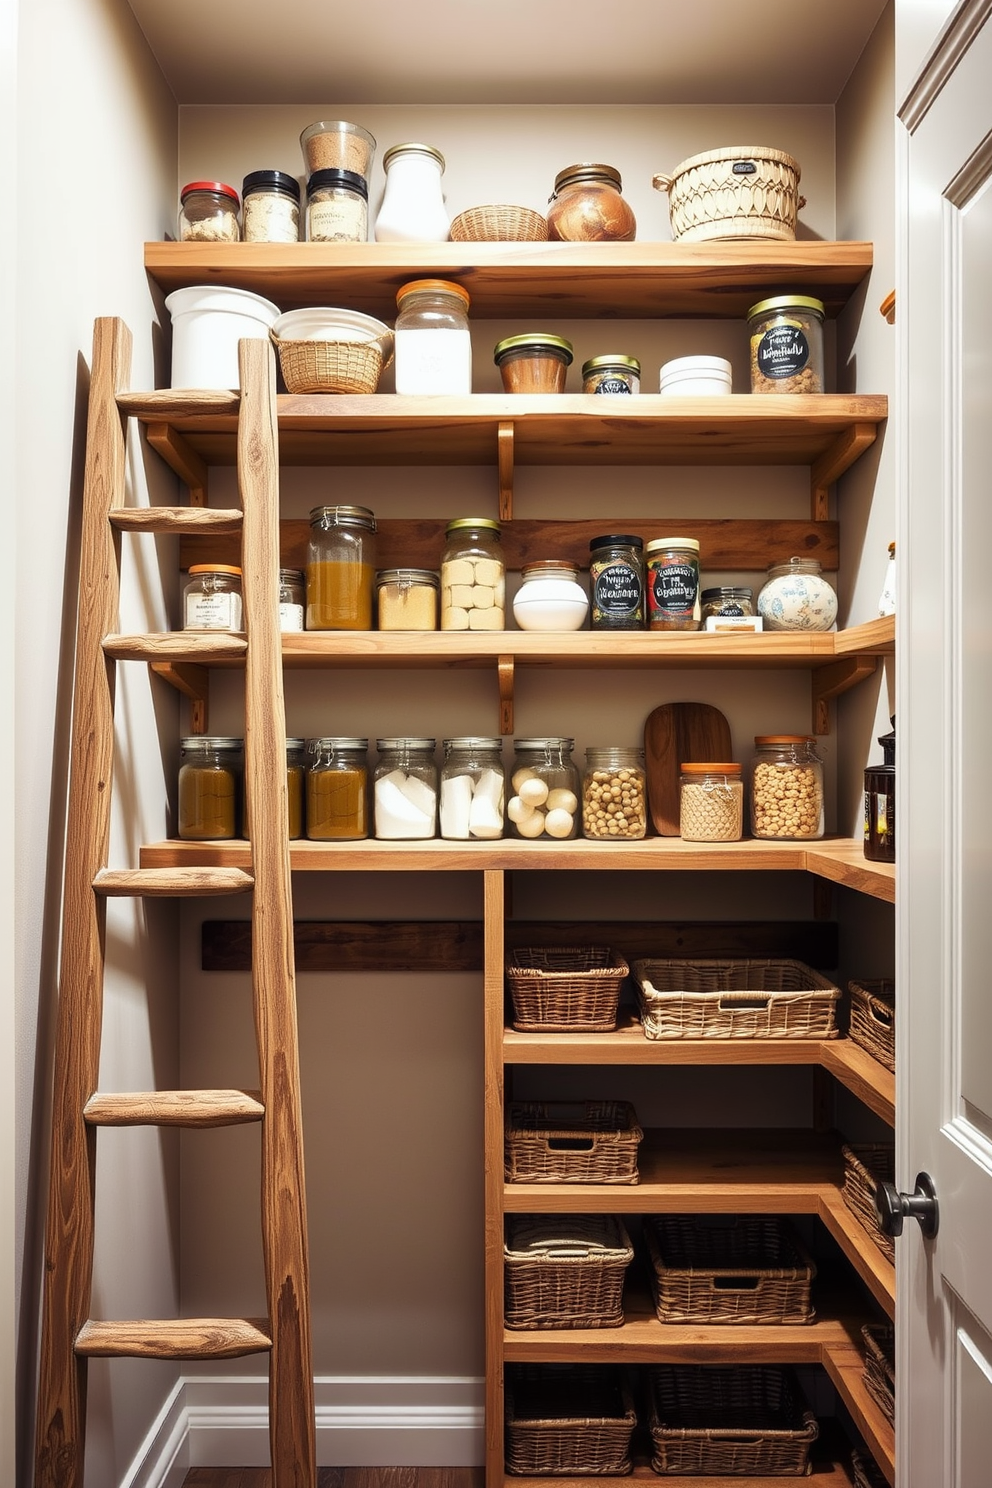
861,1322,895,1423
842,1144,896,1262
505,1364,637,1476
505,1100,643,1185
507,946,629,1031
851,1446,889,1487
646,1364,818,1476
504,1215,634,1330
645,1215,816,1326
849,979,896,1071
633,957,840,1040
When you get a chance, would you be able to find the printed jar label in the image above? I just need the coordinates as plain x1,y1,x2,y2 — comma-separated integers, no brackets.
279,602,305,632
308,197,366,242
713,602,745,617
185,591,243,631
592,560,643,624
591,377,633,394
649,561,699,616
756,321,810,380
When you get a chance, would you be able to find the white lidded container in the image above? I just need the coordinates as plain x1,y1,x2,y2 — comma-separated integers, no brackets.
659,354,733,396
374,142,450,242
512,561,589,631
165,285,281,390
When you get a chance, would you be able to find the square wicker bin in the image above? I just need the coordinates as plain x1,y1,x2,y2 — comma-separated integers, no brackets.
505,1215,634,1330
842,1144,896,1262
861,1322,895,1423
645,1215,817,1326
849,979,896,1071
505,1100,643,1185
646,1364,819,1476
633,958,840,1041
505,1363,637,1476
507,946,629,1032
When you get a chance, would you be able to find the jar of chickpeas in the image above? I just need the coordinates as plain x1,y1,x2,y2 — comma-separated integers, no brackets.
582,747,647,840
750,735,824,840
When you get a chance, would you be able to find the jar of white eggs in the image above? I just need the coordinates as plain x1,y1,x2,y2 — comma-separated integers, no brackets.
507,738,581,840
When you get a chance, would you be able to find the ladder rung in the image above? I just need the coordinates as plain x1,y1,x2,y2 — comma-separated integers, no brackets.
93,867,255,897
110,506,243,535
75,1317,271,1359
103,632,248,662
117,389,241,418
84,1089,264,1127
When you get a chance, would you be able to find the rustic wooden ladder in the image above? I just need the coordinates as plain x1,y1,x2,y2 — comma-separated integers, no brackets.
33,317,316,1488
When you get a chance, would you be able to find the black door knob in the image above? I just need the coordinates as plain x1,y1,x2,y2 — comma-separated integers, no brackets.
874,1171,939,1239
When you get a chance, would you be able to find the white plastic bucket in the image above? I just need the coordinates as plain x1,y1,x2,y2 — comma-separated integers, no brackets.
659,354,733,396
165,285,281,389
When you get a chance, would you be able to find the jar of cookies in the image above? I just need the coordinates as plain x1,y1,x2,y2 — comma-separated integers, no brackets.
581,747,647,840
747,295,825,393
440,518,505,631
750,735,824,840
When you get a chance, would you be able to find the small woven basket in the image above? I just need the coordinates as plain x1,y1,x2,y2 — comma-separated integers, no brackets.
506,946,629,1032
646,1364,819,1476
849,979,896,1071
645,1215,816,1326
633,957,840,1041
504,1099,643,1185
653,145,805,243
450,204,549,242
861,1322,895,1423
852,1446,889,1488
273,335,384,394
504,1215,633,1330
842,1144,896,1262
505,1364,637,1476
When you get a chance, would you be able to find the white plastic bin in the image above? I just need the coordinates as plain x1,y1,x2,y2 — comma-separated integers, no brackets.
165,285,281,389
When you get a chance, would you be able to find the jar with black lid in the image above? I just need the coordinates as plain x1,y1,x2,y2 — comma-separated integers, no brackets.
242,170,301,243
588,534,644,630
306,168,368,243
864,719,895,862
702,586,754,619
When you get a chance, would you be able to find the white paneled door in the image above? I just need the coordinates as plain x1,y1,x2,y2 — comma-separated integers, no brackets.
899,3,992,1484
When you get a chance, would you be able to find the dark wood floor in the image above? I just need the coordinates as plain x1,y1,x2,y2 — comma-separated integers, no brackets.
183,1470,484,1488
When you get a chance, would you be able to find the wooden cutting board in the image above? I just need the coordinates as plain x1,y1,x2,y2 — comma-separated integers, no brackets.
644,702,734,835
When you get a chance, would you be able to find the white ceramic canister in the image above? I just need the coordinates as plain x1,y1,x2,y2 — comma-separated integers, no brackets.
512,561,589,631
165,285,281,390
374,143,450,242
757,557,838,632
659,355,733,395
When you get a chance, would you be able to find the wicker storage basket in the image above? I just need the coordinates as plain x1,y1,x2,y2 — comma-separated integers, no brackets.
507,946,629,1032
849,979,896,1071
505,1215,634,1330
505,1363,637,1476
505,1100,643,1185
851,1447,889,1488
652,145,805,244
451,204,549,242
842,1144,896,1262
861,1322,895,1423
272,335,385,394
645,1215,816,1326
633,958,840,1041
646,1364,818,1476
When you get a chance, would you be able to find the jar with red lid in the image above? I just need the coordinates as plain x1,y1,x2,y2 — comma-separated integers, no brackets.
179,181,240,243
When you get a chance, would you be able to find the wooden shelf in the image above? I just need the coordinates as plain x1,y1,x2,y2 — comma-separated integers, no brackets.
143,240,874,319
504,1464,858,1488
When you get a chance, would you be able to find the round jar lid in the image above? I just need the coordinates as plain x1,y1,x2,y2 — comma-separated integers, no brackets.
188,563,242,576
397,277,470,308
514,737,574,750
181,180,240,205
681,761,742,774
582,355,641,376
754,734,815,745
382,142,445,171
307,168,368,198
445,517,501,534
746,294,825,322
286,738,307,750
310,736,369,750
521,560,580,580
660,354,733,379
766,556,823,575
493,333,574,365
376,737,436,750
242,169,301,202
645,537,700,553
589,533,643,551
443,737,502,750
181,735,243,749
702,586,753,601
375,568,440,588
309,504,376,530
553,162,623,193
279,567,305,581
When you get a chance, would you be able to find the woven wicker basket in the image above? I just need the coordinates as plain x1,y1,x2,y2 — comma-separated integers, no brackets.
633,958,840,1041
505,1364,637,1476
842,1144,896,1262
273,335,385,394
645,1215,816,1327
506,946,629,1032
646,1364,819,1476
849,979,896,1071
653,145,805,244
861,1322,895,1423
450,204,549,242
505,1100,643,1185
504,1215,633,1330
852,1446,889,1488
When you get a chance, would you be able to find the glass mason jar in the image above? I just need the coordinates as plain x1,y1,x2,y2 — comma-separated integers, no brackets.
702,586,754,620
242,170,301,243
757,557,838,632
582,746,647,840
306,505,377,630
747,294,825,393
588,534,645,630
679,762,744,843
178,180,240,243
306,168,368,243
184,563,243,632
374,142,449,242
394,278,472,395
645,537,701,631
508,739,580,840
440,737,505,840
375,568,439,631
750,735,825,840
286,738,307,840
494,333,573,393
581,355,641,394
300,119,376,179
512,561,589,632
441,518,505,630
178,736,243,840
306,737,369,840
547,163,637,242
373,738,438,839
279,568,305,632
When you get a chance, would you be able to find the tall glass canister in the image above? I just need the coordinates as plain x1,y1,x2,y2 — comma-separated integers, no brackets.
306,505,377,630
507,739,580,840
440,737,505,839
373,738,438,839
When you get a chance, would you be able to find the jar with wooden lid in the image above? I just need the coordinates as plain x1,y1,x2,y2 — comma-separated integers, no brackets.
178,736,243,840
306,737,368,840
680,763,743,842
747,295,825,393
547,163,636,242
373,738,438,839
394,278,472,395
306,505,377,630
184,564,243,632
440,738,505,840
179,181,240,243
242,170,301,243
375,569,439,630
750,735,824,840
441,518,504,630
645,537,701,631
582,747,647,840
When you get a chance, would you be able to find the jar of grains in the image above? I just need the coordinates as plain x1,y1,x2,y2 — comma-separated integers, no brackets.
645,537,701,631
441,518,504,630
757,557,837,632
750,735,824,840
184,564,243,632
279,568,305,632
178,736,243,840
306,505,377,630
178,181,240,243
582,355,641,394
242,170,301,243
306,169,368,243
440,737,505,840
589,534,645,630
375,568,439,630
374,143,449,242
394,278,472,395
373,738,438,839
546,163,637,242
306,737,369,840
508,739,580,840
747,295,825,394
582,747,647,840
679,763,744,842
286,738,307,840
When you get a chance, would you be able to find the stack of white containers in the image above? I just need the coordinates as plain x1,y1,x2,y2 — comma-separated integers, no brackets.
659,355,733,396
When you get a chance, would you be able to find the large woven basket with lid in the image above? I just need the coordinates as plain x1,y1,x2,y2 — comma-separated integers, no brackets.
653,145,804,243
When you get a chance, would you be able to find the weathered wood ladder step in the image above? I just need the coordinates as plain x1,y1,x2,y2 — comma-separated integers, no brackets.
33,318,315,1488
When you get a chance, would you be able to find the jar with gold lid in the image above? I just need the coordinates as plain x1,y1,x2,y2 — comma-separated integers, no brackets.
441,518,504,630
582,355,640,394
547,163,636,242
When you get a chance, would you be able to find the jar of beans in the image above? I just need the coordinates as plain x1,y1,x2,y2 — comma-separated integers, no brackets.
680,763,743,842
750,735,824,840
582,747,647,840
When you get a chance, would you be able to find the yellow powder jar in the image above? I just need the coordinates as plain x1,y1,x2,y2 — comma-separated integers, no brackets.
178,736,243,840
306,504,377,630
375,568,439,630
306,737,369,840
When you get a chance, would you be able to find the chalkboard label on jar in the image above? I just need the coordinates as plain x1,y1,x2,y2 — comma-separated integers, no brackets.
757,323,810,380
592,562,643,624
592,377,634,394
652,562,698,613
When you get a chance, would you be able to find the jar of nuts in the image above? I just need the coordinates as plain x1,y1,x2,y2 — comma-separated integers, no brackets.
750,735,824,840
747,295,825,394
508,739,580,840
441,518,505,631
582,747,647,840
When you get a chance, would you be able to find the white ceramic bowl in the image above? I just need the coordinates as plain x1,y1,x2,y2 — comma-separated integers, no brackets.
659,354,733,396
513,584,589,632
166,285,281,390
272,306,392,345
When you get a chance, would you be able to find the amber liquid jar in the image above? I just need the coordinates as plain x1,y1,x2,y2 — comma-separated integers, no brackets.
178,736,243,840
306,505,377,629
306,738,369,840
286,738,306,840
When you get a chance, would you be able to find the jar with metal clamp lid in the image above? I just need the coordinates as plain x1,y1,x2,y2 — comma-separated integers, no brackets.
440,738,505,839
680,763,743,842
306,504,377,630
306,737,369,840
582,746,647,839
508,739,580,840
178,736,243,840
373,738,438,839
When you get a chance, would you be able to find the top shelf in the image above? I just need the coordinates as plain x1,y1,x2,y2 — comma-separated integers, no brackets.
143,240,874,319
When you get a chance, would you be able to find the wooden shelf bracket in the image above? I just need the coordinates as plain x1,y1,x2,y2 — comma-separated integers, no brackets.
497,654,514,735
150,660,210,733
497,421,514,522
812,654,878,735
145,421,210,505
810,421,881,520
